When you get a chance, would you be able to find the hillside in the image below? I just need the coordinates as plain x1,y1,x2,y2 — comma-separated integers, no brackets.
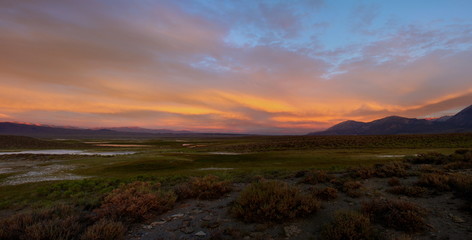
309,105,472,135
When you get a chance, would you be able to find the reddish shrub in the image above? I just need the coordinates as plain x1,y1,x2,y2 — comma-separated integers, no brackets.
231,181,320,222
362,199,427,233
320,211,378,240
80,219,126,240
416,173,451,191
342,181,363,198
313,187,338,201
95,181,176,222
0,205,85,240
388,177,401,186
387,186,427,197
301,170,334,184
174,175,232,200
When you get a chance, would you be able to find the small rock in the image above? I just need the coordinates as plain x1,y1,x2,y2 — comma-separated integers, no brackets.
451,215,466,223
195,231,206,237
202,215,213,221
142,225,153,229
284,225,301,238
151,221,166,226
171,213,185,218
191,209,203,214
181,227,194,234
206,221,220,228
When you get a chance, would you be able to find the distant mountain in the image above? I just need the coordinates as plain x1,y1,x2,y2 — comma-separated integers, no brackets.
309,105,472,135
447,105,472,128
104,127,192,134
0,122,245,139
0,135,86,149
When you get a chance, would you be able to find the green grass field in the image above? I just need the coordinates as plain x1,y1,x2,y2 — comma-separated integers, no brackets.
1,133,471,210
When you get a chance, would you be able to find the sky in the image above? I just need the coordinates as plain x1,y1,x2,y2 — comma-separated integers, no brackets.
0,0,472,134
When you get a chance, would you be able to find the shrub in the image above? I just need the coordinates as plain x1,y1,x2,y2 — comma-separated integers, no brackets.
405,152,448,165
342,181,363,198
320,211,379,240
24,215,83,240
174,175,232,200
387,186,427,197
443,161,472,170
373,162,410,178
0,212,36,240
448,173,472,200
350,166,375,179
80,219,126,240
0,205,85,240
231,180,320,222
388,177,401,186
362,199,426,233
416,173,451,191
417,164,443,173
301,170,334,184
350,162,410,179
313,187,338,201
95,181,176,222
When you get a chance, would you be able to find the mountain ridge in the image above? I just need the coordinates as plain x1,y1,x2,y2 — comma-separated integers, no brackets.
0,122,246,139
309,105,472,135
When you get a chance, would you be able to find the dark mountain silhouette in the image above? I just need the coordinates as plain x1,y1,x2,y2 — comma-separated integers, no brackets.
0,122,244,139
309,105,472,135
104,127,192,134
447,105,472,128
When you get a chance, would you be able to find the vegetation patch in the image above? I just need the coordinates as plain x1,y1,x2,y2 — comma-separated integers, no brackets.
174,175,232,200
341,180,363,198
350,161,410,179
387,177,401,186
301,169,334,184
387,186,427,197
416,173,451,191
312,187,338,201
95,181,176,223
231,180,320,222
362,199,427,233
320,211,380,240
80,219,126,240
0,205,86,240
373,162,410,178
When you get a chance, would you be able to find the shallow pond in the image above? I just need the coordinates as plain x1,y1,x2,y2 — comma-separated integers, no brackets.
0,149,136,156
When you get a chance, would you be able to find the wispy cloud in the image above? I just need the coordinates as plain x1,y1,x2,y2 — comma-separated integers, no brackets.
0,0,471,133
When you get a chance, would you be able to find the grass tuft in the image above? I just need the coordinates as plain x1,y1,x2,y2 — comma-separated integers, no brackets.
320,211,380,240
174,175,232,200
95,181,176,223
387,186,427,197
231,180,320,222
80,219,126,240
362,199,427,233
313,187,338,201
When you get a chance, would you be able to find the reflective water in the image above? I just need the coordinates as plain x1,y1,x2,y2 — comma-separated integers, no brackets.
0,150,135,156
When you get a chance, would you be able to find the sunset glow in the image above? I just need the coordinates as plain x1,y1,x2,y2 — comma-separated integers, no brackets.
1,0,472,134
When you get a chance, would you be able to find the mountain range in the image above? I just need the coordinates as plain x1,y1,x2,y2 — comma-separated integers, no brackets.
0,123,243,139
309,105,472,135
0,105,470,138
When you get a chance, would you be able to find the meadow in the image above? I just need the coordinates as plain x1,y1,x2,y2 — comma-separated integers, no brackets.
0,134,471,239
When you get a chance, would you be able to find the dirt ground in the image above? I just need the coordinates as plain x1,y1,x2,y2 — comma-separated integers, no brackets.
127,168,472,240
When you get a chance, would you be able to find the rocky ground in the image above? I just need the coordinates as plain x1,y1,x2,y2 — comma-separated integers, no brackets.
128,167,472,240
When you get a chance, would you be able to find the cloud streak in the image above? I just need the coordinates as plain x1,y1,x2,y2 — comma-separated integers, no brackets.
0,0,471,134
